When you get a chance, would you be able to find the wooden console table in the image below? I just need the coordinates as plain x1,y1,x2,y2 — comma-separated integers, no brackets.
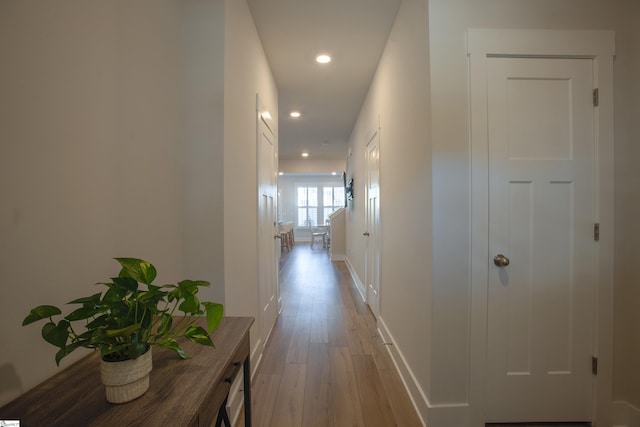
0,316,254,427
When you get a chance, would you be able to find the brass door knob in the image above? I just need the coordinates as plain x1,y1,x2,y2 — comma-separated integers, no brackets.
363,232,370,236
493,254,510,267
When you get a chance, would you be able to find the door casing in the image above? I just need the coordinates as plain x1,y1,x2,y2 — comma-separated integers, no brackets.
467,29,615,427
365,126,381,318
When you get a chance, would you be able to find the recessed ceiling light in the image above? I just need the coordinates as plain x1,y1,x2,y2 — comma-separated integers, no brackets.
301,152,309,158
290,111,301,118
279,172,284,175
316,54,332,64
332,172,337,175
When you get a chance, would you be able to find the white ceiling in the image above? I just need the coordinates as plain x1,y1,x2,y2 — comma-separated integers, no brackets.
246,0,402,161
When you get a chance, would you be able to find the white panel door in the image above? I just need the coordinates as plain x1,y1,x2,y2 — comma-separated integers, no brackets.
365,129,381,318
486,57,595,422
257,105,278,352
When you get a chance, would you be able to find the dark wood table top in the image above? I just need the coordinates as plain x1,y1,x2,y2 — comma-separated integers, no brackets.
0,316,254,427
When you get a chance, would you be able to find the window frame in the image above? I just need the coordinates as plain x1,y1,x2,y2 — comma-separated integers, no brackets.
296,184,344,227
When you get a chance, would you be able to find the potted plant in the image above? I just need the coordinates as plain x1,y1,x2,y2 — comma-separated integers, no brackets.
22,257,224,403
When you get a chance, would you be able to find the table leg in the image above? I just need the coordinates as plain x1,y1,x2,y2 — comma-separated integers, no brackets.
243,356,252,427
215,395,231,427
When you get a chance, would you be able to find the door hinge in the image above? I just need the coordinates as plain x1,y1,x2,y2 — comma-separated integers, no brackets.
593,88,599,107
592,356,598,375
594,223,600,241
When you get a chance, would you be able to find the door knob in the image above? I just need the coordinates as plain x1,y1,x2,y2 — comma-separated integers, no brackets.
493,254,510,267
363,232,370,236
274,235,281,239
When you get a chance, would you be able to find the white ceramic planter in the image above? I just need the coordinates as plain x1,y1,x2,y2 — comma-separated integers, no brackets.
100,348,153,404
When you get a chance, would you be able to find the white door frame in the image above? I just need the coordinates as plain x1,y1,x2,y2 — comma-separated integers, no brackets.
467,29,615,426
365,126,381,318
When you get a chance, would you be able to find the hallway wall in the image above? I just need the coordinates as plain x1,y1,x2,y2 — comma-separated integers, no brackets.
427,0,635,425
347,0,640,425
279,158,346,175
346,0,432,422
613,0,640,417
182,0,227,308
222,0,278,366
0,0,276,412
0,0,223,406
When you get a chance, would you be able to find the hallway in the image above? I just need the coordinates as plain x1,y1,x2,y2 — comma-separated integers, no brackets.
238,244,422,426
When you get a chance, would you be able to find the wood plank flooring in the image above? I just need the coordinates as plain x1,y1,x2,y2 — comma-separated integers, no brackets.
236,244,423,427
486,424,590,427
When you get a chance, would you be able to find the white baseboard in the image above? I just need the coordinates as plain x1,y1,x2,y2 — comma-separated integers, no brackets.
344,257,427,425
378,316,428,426
344,256,366,302
613,401,640,427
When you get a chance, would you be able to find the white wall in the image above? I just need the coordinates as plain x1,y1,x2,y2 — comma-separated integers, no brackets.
344,0,640,424
346,0,432,421
613,0,640,418
0,0,277,412
0,0,205,406
222,0,278,365
427,0,636,425
279,158,346,174
181,0,226,305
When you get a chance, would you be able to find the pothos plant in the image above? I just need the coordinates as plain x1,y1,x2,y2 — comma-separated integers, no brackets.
23,258,224,364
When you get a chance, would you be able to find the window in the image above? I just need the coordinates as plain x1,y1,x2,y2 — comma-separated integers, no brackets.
297,187,318,227
297,185,344,227
323,186,345,224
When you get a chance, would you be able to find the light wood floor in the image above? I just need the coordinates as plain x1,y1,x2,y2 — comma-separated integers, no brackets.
235,243,423,427
487,424,590,427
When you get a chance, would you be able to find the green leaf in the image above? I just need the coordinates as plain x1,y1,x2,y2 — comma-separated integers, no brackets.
23,305,62,326
137,285,164,302
158,338,187,359
177,280,199,296
166,290,178,303
101,285,126,303
69,338,93,348
139,308,153,329
100,343,131,360
65,306,101,321
75,330,97,341
184,325,214,347
178,294,200,314
124,343,149,360
156,314,172,335
115,258,157,285
105,323,140,338
203,302,224,333
42,321,69,348
67,292,102,306
112,276,139,292
55,346,73,366
85,315,109,329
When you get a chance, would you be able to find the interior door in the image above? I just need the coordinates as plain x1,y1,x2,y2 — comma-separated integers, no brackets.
486,57,596,422
365,129,381,318
257,101,278,351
